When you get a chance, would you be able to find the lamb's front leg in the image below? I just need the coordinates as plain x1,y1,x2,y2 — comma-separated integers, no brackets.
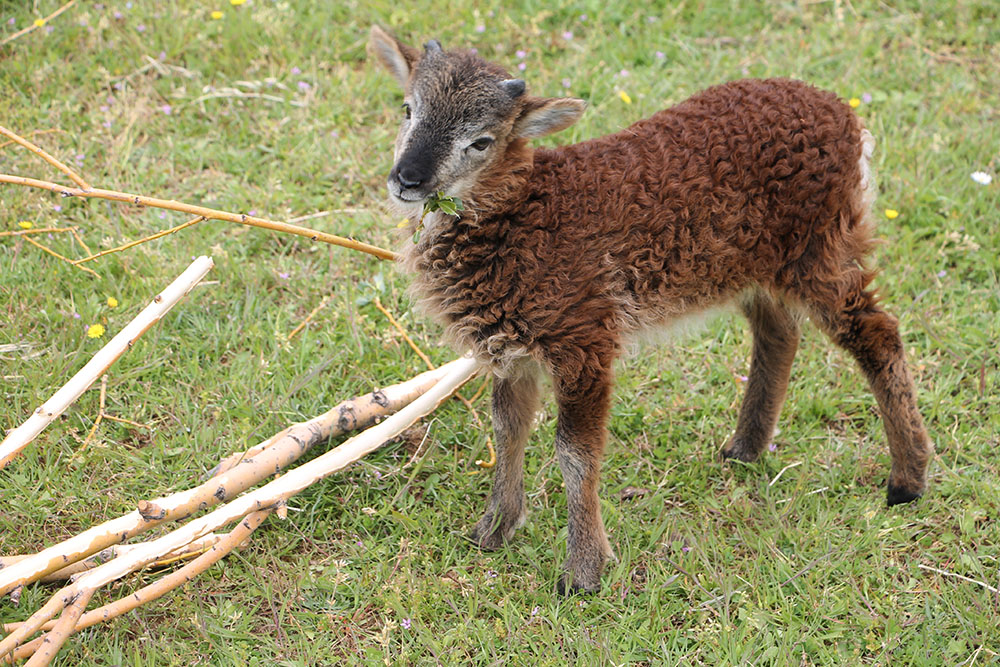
552,363,615,594
470,363,540,550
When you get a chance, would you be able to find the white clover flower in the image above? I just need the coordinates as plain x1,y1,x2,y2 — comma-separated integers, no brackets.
971,171,992,185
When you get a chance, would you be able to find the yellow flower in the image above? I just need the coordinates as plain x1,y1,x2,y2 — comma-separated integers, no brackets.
87,324,105,339
18,221,33,230
396,218,410,228
618,90,632,105
848,97,861,108
210,10,224,19
885,209,899,219
107,297,119,308
230,0,247,4
34,18,46,28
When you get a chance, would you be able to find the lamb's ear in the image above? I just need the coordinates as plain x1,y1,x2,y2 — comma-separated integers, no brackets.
512,97,586,139
369,25,421,88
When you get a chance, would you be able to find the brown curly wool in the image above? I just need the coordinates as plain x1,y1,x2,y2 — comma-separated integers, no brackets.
370,26,933,594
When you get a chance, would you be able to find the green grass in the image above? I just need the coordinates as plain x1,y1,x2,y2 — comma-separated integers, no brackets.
1,0,998,664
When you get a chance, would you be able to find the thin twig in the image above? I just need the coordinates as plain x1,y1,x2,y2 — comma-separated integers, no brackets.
286,293,334,341
372,296,496,468
0,129,65,150
918,564,999,594
0,172,398,261
0,0,78,47
0,125,89,189
374,296,435,370
21,236,101,278
74,216,206,264
0,226,77,238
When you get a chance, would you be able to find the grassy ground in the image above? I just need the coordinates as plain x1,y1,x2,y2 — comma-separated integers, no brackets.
1,0,998,664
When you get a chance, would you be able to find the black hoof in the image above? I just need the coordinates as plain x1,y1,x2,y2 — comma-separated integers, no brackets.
720,438,760,463
886,483,923,506
556,574,598,596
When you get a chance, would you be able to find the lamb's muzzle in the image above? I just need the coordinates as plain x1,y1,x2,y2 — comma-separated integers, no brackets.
369,25,934,595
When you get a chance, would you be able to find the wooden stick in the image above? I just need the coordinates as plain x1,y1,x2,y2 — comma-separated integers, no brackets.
0,173,398,261
0,361,457,596
0,256,214,470
0,535,224,586
3,514,268,660
0,358,479,663
0,125,89,189
1,359,479,660
22,587,95,667
73,216,205,264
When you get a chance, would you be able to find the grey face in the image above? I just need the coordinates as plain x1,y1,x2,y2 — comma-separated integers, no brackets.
387,47,524,207
370,26,586,218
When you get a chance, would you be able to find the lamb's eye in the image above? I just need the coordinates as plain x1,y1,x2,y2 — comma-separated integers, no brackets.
470,137,494,151
402,103,411,119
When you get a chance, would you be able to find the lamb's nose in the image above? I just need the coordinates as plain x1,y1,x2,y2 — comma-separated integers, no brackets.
395,165,423,190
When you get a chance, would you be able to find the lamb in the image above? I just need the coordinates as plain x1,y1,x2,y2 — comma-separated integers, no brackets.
369,26,934,594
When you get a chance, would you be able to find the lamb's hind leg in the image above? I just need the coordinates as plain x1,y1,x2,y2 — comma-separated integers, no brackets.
807,281,933,505
721,290,801,462
470,362,540,550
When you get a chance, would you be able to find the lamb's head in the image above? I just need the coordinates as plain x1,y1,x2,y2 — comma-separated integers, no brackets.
369,26,585,218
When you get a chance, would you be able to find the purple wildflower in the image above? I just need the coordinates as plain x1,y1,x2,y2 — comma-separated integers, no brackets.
475,24,485,33
862,92,872,104
7,17,15,26
113,10,122,19
53,204,62,212
937,269,946,278
655,50,665,60
562,31,573,40
401,618,411,629
291,65,301,75
136,23,145,32
517,62,526,72
278,271,290,280
160,104,172,114
297,80,311,91
768,442,777,452
515,49,527,59
102,120,112,128
158,50,166,60
562,78,571,88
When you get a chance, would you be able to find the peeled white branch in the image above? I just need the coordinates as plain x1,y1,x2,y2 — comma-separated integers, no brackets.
0,356,480,660
0,256,215,469
0,360,460,597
